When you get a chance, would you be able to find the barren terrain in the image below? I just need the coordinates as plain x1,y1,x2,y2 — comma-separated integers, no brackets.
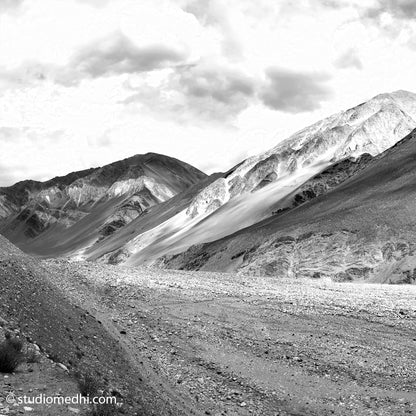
0,323,89,416
41,259,416,415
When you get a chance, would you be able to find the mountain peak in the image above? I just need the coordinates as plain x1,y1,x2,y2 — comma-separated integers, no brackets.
0,152,207,244
371,89,416,102
117,90,416,265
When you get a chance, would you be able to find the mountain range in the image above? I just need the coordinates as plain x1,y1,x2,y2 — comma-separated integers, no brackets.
0,153,206,255
1,90,416,283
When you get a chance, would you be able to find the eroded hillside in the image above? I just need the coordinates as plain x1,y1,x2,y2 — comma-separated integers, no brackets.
163,129,416,284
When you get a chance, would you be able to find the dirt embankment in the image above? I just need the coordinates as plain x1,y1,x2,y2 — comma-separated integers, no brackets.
0,240,201,416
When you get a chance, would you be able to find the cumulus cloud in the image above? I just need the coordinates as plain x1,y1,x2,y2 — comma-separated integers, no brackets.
365,0,416,20
0,32,189,87
0,62,47,90
260,67,333,113
334,48,363,70
355,1,416,49
182,0,243,59
183,0,219,26
123,62,256,121
68,32,187,81
176,64,254,109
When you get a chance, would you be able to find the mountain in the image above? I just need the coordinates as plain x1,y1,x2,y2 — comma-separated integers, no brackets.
163,128,416,284
93,90,416,266
3,90,416,267
0,153,206,255
83,172,224,263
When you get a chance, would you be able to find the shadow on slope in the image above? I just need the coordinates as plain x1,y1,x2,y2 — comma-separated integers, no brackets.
84,173,224,264
1,153,207,258
163,129,416,284
102,91,416,267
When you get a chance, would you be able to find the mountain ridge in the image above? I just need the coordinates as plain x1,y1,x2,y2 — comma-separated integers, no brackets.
162,127,416,283
2,90,416,271
118,90,416,266
0,152,207,247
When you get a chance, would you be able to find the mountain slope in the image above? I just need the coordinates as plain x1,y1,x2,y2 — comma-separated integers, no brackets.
3,90,416,265
164,128,416,283
84,172,224,263
0,153,206,255
105,90,416,266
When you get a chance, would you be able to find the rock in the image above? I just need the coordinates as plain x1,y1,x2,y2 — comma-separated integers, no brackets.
57,363,69,372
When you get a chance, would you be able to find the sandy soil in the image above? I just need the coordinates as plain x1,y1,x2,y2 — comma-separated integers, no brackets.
42,259,416,416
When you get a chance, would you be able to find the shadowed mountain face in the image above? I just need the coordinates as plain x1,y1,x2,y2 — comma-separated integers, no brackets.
163,129,416,284
0,153,206,255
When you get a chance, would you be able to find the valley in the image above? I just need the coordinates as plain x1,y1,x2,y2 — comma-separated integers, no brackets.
3,2,416,415
1,91,416,415
1,235,415,415
12,254,416,415
3,91,416,274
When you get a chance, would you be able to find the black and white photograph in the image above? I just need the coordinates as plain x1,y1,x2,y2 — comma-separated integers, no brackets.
0,0,415,415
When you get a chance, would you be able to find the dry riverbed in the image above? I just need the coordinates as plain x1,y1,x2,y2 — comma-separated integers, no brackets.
41,259,416,416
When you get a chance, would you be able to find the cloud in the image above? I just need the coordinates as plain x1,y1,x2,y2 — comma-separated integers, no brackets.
183,0,219,26
0,32,189,88
355,1,416,49
182,0,243,59
123,62,256,121
364,0,416,20
0,127,22,142
176,64,254,108
124,62,335,121
0,163,50,187
73,0,111,8
310,0,354,10
0,165,21,187
0,0,25,13
0,62,47,90
0,158,38,186
89,131,112,147
260,67,333,113
67,32,187,82
334,48,363,70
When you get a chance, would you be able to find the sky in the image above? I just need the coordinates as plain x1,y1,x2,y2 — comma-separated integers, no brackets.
1,0,416,185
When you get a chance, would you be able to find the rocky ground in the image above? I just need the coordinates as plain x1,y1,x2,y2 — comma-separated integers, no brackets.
0,323,89,416
0,237,194,416
39,259,416,416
